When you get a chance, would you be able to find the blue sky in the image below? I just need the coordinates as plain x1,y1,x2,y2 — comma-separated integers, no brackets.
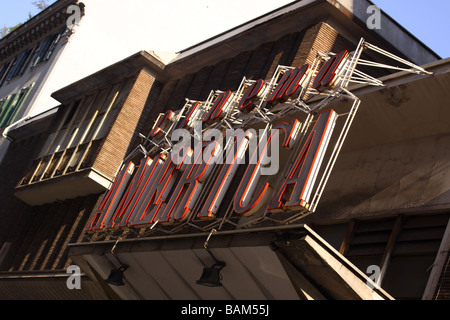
1,0,449,58
0,0,57,27
372,0,450,58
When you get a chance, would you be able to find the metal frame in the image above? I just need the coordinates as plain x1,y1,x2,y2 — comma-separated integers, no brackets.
85,38,433,241
19,79,132,187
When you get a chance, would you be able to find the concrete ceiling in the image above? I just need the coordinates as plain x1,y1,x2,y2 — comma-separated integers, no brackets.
339,59,450,152
69,225,393,300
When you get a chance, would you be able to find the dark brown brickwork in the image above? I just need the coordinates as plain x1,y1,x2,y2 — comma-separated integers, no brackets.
0,69,160,274
92,70,158,179
140,22,356,138
0,21,364,274
0,20,402,299
0,129,102,272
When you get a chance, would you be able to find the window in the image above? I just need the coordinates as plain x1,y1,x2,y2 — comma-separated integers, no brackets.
30,28,65,68
6,44,37,81
0,59,15,87
0,28,64,86
0,62,9,83
20,77,134,185
0,84,34,128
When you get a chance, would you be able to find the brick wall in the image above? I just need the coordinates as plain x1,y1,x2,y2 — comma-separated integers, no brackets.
92,70,159,179
140,22,355,137
0,129,103,272
0,68,160,273
0,20,359,274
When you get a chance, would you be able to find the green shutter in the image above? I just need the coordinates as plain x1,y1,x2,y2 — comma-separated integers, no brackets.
0,94,18,128
0,84,34,128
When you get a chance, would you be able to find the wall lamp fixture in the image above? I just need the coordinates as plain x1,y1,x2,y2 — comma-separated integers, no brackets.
197,229,226,287
105,237,129,286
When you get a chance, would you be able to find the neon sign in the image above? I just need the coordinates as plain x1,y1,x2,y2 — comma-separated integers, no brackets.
85,38,431,234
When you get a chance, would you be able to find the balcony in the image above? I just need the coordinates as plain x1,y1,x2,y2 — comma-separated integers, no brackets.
14,139,112,206
11,58,162,207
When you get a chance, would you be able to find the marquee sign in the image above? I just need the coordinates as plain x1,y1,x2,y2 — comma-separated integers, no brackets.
85,38,430,236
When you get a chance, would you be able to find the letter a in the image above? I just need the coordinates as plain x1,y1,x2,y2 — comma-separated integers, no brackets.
367,5,381,30
66,265,81,290
268,109,337,212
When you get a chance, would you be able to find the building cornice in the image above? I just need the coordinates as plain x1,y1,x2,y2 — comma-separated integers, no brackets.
51,50,171,104
0,0,80,61
167,0,440,78
52,0,443,105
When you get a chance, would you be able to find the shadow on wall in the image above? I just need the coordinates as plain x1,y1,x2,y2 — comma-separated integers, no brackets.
315,134,450,220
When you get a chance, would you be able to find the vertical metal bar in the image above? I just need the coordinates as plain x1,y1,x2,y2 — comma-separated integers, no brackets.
75,83,123,172
378,216,403,286
28,99,79,182
341,38,365,89
310,95,361,213
63,88,109,174
339,220,356,255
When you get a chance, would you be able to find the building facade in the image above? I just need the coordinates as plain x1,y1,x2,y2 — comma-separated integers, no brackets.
0,0,207,164
0,0,449,301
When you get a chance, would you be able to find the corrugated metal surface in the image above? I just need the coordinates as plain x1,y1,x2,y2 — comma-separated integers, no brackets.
311,67,450,222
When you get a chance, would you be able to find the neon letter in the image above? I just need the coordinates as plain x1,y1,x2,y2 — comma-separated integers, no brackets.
85,161,134,231
232,130,279,216
157,141,221,224
267,109,338,212
237,79,266,113
178,101,202,129
312,51,348,91
105,157,159,228
202,91,233,124
150,110,175,138
197,130,253,219
267,65,309,104
127,153,179,227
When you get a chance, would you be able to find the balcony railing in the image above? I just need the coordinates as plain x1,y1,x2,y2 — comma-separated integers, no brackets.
18,139,104,187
